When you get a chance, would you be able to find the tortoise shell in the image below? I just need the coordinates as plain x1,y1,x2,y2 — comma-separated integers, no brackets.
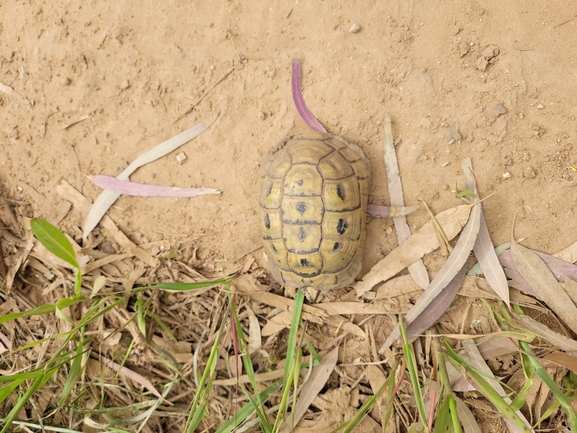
259,133,371,292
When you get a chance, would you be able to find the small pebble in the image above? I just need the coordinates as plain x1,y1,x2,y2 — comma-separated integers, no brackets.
492,103,508,117
349,23,361,33
537,104,545,109
502,172,511,179
176,152,187,164
523,166,536,178
258,111,266,121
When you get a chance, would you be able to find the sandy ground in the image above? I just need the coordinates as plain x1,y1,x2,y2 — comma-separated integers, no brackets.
2,0,577,429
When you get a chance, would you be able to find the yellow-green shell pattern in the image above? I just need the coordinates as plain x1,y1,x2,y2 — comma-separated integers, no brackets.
259,133,370,291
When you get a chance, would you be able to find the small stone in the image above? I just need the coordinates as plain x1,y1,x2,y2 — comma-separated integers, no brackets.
176,152,187,164
491,103,508,117
536,104,545,109
349,23,361,33
519,112,524,119
119,79,131,90
61,77,72,86
483,45,500,60
447,125,461,144
475,57,489,71
459,41,470,57
523,166,536,178
442,184,449,190
502,172,511,179
258,111,266,121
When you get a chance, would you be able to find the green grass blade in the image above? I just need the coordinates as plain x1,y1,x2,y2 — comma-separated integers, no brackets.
217,382,280,433
399,315,428,429
58,330,85,409
433,395,453,433
443,339,531,432
0,303,56,325
146,277,233,291
448,394,463,433
30,218,79,268
0,380,24,403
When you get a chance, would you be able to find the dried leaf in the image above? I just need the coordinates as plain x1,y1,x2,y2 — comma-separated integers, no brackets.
510,235,577,331
473,212,510,305
291,60,327,133
366,203,419,218
462,339,532,432
245,305,262,354
501,249,577,283
383,114,429,290
355,205,472,296
100,355,172,405
555,239,577,264
83,113,218,240
89,175,221,197
543,352,577,373
0,81,32,109
380,194,481,350
404,262,467,339
513,313,577,353
288,346,338,429
454,396,483,433
57,180,157,267
476,336,519,360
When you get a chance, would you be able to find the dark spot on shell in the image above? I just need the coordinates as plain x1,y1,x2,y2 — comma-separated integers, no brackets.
296,201,306,214
336,185,345,201
297,179,304,186
298,227,306,242
300,258,312,267
271,243,277,253
333,242,343,252
264,214,270,229
336,218,348,234
267,183,273,196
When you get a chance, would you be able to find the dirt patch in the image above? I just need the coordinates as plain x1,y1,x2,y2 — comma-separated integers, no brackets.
2,0,577,430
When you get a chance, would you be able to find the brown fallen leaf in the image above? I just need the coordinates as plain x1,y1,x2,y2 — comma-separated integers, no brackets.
510,217,577,331
284,346,339,431
383,114,429,290
462,339,532,431
355,204,472,297
513,313,577,354
454,396,483,433
543,352,577,373
380,173,482,351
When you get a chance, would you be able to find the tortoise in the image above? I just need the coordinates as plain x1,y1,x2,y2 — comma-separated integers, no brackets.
259,133,371,299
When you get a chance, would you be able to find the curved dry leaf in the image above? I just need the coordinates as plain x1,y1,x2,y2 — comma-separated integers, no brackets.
473,211,510,306
383,114,429,290
454,396,483,433
367,203,419,218
543,352,577,373
100,355,172,405
510,239,577,331
513,313,577,354
380,196,481,350
355,205,472,297
245,305,262,354
462,339,532,432
501,249,577,283
89,175,220,197
287,346,339,430
83,113,218,240
404,262,467,339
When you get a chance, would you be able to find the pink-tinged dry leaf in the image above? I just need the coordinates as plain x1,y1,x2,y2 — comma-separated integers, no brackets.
291,60,327,133
356,205,472,297
100,355,172,405
404,262,467,339
383,114,429,289
380,188,481,350
501,249,577,283
89,175,220,197
367,203,419,218
286,346,339,430
83,113,218,240
504,267,541,299
473,210,510,306
462,339,532,433
476,336,519,360
510,234,577,332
